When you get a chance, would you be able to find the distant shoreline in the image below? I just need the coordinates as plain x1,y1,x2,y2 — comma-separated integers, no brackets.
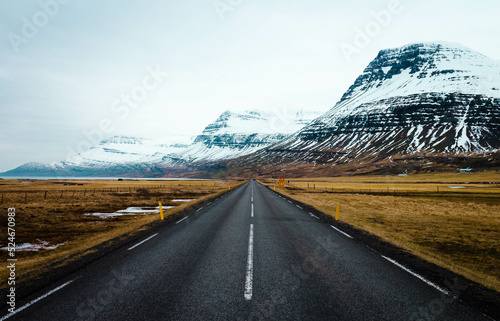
0,176,213,181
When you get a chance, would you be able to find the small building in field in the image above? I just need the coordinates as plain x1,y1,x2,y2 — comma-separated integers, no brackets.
459,168,473,173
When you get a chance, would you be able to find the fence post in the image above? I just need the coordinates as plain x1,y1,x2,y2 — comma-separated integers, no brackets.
473,193,475,204
84,189,87,196
61,190,63,198
44,191,47,199
25,192,27,203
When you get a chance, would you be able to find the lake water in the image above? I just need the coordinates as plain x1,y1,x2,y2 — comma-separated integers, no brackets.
0,176,211,181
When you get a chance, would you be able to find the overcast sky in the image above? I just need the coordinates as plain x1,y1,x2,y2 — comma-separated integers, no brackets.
1,0,499,170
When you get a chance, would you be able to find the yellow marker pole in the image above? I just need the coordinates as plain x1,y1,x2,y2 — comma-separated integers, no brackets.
228,185,231,191
335,202,340,221
159,202,164,220
274,185,276,191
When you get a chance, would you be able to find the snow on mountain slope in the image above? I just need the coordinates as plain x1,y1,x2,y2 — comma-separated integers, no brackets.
330,41,500,118
2,136,194,177
2,109,323,177
63,135,193,168
250,42,500,170
181,109,323,162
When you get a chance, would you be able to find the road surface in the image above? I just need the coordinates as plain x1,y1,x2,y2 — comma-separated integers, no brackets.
1,180,492,320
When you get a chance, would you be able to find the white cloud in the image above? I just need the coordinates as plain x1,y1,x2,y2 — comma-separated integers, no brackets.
0,0,499,169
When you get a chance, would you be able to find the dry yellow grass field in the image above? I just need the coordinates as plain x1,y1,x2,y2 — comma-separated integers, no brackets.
0,179,238,289
263,172,500,292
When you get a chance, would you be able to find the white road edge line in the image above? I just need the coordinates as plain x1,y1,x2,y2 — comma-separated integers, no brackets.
296,205,303,209
127,233,159,250
288,200,292,204
0,279,75,321
196,207,203,212
176,217,188,224
244,224,254,301
309,213,319,219
330,225,354,239
207,202,212,205
381,256,450,295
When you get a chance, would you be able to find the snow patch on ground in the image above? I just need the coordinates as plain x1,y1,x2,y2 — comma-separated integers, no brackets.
84,206,174,218
1,240,67,251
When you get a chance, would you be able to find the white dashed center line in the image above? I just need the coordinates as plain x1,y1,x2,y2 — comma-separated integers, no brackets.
244,224,254,300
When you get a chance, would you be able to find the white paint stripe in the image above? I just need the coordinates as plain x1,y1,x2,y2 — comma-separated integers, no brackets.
309,213,319,219
251,203,254,218
251,196,253,202
296,205,303,209
127,233,159,250
207,202,212,205
381,256,449,295
196,207,203,212
288,200,292,204
330,225,353,239
176,217,188,224
0,279,75,321
244,224,254,301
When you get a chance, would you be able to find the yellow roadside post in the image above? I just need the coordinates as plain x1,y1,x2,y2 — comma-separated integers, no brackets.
335,202,340,221
159,202,164,220
228,185,231,191
274,185,276,191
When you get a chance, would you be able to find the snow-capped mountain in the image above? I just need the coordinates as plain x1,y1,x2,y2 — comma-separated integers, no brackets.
235,42,500,175
4,136,194,177
181,109,323,162
64,135,193,168
2,109,323,177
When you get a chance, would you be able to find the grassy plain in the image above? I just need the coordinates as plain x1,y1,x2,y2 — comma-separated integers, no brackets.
0,179,236,289
263,171,500,292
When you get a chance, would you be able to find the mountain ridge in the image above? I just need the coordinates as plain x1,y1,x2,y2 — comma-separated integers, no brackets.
225,42,500,177
2,109,323,177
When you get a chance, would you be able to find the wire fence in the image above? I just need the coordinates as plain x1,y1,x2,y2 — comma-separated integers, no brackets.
0,182,227,204
274,183,500,205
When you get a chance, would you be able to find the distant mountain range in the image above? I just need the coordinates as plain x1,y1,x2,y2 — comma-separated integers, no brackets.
2,109,323,177
4,42,499,178
227,42,500,176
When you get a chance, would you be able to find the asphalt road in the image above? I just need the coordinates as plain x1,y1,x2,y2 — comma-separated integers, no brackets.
1,180,493,320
